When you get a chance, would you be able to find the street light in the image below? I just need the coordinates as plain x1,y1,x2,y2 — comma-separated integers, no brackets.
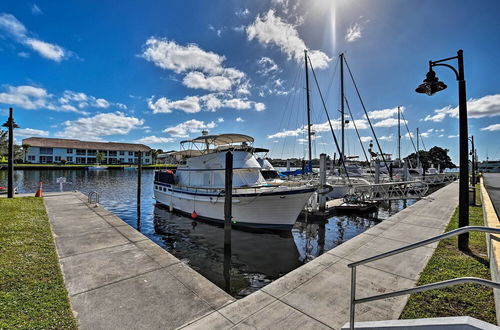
2,108,19,198
416,49,469,251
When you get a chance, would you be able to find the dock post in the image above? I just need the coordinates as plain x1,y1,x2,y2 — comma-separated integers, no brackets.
224,151,233,293
319,153,327,211
137,151,142,230
286,159,291,171
375,160,380,184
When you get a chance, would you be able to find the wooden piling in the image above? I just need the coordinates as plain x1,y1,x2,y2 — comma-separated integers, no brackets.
137,151,142,230
224,151,233,293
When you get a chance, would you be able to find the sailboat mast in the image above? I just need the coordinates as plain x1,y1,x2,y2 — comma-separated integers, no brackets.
416,127,420,168
340,53,345,163
398,106,401,163
304,49,312,163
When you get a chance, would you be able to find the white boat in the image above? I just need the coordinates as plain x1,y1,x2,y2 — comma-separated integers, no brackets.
153,133,316,230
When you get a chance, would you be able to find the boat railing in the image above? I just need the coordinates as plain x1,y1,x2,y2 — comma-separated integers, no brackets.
347,226,500,330
160,181,315,194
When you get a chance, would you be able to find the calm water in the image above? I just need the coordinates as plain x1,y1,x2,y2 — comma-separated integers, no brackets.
1,169,416,297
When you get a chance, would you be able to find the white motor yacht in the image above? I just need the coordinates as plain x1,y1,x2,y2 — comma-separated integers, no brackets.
153,133,316,230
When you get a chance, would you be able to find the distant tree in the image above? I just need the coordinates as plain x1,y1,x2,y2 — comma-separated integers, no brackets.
406,146,456,171
95,151,105,164
151,149,163,164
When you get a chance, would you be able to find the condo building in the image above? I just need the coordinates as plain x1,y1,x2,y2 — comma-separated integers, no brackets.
22,137,152,165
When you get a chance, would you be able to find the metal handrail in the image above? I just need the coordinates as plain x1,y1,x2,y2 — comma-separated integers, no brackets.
347,226,500,330
88,191,100,206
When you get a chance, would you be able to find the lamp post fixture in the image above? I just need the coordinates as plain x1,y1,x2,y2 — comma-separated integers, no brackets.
2,108,19,198
416,49,469,251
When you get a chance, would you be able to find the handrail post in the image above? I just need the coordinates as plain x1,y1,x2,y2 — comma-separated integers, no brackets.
350,266,356,330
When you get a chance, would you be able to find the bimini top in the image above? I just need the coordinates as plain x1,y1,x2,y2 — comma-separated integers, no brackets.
180,133,254,146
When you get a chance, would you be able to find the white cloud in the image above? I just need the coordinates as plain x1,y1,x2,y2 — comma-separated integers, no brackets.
141,38,250,94
135,136,175,144
373,118,407,128
56,112,144,141
31,4,43,15
163,119,216,138
480,123,500,132
147,96,201,114
368,106,404,120
16,128,49,137
236,117,244,122
233,25,246,33
148,94,264,113
142,38,224,74
182,71,232,91
448,134,459,138
360,136,372,142
0,13,70,62
235,8,250,17
0,85,109,113
379,135,393,141
267,118,369,139
345,23,362,42
257,57,280,76
424,94,500,122
0,13,27,38
0,85,49,109
217,117,224,123
208,25,225,37
223,98,252,110
200,94,223,111
254,102,266,111
268,128,303,139
246,10,331,69
25,38,65,61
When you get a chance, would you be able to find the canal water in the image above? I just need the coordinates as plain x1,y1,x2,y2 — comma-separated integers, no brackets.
1,169,416,298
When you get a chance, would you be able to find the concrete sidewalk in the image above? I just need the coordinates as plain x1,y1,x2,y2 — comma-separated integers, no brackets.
43,192,234,330
484,173,500,218
181,181,459,329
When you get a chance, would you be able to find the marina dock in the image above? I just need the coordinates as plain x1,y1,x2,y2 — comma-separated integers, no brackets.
43,192,234,329
43,182,459,329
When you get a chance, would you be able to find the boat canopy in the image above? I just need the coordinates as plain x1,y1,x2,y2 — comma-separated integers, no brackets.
181,133,254,146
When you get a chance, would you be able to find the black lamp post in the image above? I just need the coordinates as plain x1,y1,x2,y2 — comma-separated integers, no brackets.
416,49,469,251
2,108,19,198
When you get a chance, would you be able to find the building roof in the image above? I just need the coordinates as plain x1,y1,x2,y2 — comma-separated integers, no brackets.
22,137,151,152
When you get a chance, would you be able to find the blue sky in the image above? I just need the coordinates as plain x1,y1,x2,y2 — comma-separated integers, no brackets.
1,0,499,163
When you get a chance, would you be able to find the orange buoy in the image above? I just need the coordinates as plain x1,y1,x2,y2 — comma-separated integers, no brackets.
35,181,43,197
191,211,198,219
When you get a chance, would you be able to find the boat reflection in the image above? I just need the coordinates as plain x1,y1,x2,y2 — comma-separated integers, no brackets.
153,204,302,297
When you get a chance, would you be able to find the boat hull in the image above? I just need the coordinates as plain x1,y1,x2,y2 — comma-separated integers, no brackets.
154,183,315,230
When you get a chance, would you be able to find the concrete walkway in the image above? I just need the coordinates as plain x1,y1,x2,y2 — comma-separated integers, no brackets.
43,192,234,330
180,181,459,329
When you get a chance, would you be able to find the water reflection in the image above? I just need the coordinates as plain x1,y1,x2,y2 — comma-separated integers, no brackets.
1,169,418,298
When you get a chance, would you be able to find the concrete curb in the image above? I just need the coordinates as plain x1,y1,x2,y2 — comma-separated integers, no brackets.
480,178,500,326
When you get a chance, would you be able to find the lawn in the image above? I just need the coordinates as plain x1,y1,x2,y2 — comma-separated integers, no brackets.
400,185,496,324
0,197,77,329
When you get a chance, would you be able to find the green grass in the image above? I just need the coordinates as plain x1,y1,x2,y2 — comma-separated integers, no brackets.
400,185,496,324
0,197,78,329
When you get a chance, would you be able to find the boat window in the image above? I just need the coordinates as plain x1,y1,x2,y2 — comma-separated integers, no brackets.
203,173,211,186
